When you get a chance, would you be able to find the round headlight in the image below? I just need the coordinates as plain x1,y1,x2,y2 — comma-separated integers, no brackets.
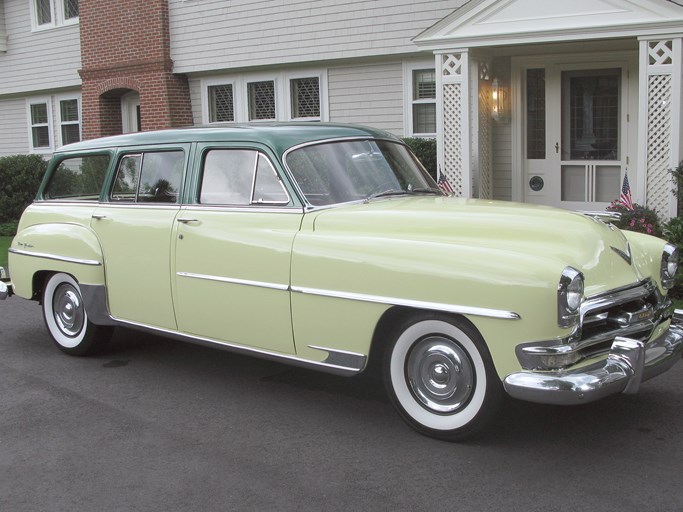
566,274,584,312
661,244,678,289
558,267,585,329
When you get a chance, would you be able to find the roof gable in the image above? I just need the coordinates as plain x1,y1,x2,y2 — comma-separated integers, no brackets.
414,0,683,48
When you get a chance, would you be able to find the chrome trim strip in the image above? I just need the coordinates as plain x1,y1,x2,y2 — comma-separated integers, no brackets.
177,271,289,291
291,285,521,320
308,345,367,369
181,205,304,214
8,248,102,266
114,318,365,376
580,210,621,221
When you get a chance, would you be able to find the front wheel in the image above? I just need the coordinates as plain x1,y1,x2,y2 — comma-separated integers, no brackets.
383,314,502,441
42,273,112,356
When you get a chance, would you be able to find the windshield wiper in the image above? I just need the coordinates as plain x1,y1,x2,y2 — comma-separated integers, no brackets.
411,187,444,195
364,189,409,203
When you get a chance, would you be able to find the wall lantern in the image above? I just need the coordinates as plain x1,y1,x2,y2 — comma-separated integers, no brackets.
491,78,509,123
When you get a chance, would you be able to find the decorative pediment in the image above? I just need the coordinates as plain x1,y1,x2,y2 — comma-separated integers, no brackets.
414,0,683,48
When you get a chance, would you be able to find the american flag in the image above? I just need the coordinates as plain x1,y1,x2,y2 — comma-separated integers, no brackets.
437,173,454,195
619,173,634,210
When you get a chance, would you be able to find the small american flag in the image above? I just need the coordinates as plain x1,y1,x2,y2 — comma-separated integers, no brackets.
437,173,454,195
619,173,634,210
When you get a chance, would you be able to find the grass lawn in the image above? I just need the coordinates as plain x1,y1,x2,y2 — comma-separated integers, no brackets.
0,236,11,270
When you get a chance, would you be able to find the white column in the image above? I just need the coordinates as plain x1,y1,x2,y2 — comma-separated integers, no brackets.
637,37,682,219
436,50,471,197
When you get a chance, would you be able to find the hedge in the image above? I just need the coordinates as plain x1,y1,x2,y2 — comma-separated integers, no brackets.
0,154,47,224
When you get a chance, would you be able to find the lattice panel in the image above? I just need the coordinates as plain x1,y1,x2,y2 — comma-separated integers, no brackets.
442,54,464,77
443,83,464,197
646,74,673,215
478,82,492,199
648,40,673,66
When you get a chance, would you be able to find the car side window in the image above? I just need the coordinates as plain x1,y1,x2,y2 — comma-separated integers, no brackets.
43,154,111,201
111,151,184,203
199,149,289,205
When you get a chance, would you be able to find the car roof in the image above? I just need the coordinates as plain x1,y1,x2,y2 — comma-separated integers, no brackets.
56,123,403,157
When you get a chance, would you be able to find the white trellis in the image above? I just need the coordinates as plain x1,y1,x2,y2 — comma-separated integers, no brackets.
638,37,683,219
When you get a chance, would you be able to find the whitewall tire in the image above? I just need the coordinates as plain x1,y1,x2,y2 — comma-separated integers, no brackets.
42,273,112,356
383,314,502,440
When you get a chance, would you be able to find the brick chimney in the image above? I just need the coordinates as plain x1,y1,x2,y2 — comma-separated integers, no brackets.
78,0,193,139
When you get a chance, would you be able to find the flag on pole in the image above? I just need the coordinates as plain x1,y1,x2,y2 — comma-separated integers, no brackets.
437,173,454,195
619,173,634,210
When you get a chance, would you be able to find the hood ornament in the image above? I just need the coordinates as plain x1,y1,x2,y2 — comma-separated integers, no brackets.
611,243,632,266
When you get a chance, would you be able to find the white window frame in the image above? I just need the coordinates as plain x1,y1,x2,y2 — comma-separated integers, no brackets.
202,69,328,124
403,59,437,138
56,93,81,147
26,96,54,154
285,72,328,122
30,0,79,31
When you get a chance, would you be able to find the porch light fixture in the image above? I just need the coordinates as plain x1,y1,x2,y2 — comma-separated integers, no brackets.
491,78,509,123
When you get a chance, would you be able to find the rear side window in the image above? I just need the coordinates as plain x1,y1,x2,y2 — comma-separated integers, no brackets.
199,149,289,205
43,155,110,201
111,150,184,203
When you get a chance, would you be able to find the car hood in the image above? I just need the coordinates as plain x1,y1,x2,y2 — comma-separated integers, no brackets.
308,196,662,296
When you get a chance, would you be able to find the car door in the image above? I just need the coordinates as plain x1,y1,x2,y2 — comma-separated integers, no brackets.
172,144,303,354
91,145,188,330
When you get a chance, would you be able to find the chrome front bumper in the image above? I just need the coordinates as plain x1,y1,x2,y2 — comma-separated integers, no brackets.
504,323,683,405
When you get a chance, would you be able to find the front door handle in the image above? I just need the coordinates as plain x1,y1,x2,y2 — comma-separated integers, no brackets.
92,214,107,220
177,218,199,224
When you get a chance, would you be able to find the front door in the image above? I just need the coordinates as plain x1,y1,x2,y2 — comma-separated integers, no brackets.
522,59,636,210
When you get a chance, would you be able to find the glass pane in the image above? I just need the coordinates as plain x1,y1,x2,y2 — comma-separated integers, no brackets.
32,126,50,148
44,155,110,200
526,69,546,159
31,103,48,124
60,99,79,122
252,155,289,204
200,150,257,205
35,0,52,25
209,84,234,123
291,77,320,118
563,69,620,161
61,124,80,145
138,151,184,203
248,81,276,121
63,0,79,19
413,103,436,134
111,155,141,201
595,165,621,202
413,69,436,100
561,165,585,201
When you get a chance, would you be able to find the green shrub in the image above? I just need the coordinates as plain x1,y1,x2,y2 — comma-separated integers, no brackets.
664,216,683,298
0,154,47,223
0,221,18,237
402,137,437,181
607,201,662,237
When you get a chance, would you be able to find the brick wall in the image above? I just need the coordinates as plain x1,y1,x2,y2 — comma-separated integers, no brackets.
78,0,193,139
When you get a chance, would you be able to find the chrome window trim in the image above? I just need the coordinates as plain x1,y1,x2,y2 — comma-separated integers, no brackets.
8,248,101,266
177,271,289,291
291,285,521,320
181,205,304,214
33,200,100,206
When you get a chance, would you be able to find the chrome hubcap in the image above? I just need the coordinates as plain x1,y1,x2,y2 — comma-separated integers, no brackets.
53,283,84,337
406,336,474,414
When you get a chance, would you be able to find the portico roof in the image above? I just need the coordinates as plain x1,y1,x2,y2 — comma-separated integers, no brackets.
413,0,683,49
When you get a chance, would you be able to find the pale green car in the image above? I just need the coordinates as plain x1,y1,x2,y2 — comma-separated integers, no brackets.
1,123,682,440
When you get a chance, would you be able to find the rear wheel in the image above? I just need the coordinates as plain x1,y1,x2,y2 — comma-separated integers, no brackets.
42,273,112,356
383,313,502,440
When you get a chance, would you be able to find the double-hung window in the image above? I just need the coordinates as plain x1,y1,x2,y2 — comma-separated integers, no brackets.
405,62,437,137
31,0,79,30
58,97,81,146
27,98,52,152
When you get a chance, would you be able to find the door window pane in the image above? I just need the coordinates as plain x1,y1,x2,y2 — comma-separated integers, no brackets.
200,150,258,205
44,155,110,200
526,69,546,159
111,155,142,201
253,154,289,204
138,151,184,203
563,69,620,161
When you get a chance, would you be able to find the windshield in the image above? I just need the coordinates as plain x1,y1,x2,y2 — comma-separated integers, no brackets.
285,139,442,206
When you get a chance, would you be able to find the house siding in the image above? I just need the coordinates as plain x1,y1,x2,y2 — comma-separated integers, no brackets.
492,123,513,201
168,0,467,74
328,62,404,135
0,98,29,156
0,0,81,96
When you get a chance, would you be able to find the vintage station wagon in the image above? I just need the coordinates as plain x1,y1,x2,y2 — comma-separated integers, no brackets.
1,123,682,440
